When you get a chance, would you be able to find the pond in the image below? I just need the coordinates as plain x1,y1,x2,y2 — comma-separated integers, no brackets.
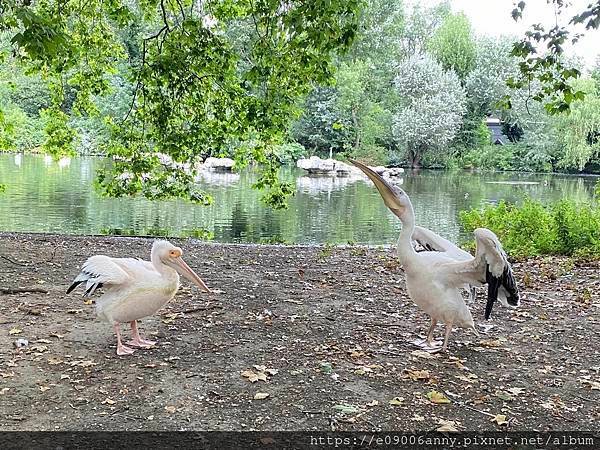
0,153,597,245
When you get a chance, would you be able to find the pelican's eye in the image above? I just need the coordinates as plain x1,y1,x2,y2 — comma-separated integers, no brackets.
169,250,178,257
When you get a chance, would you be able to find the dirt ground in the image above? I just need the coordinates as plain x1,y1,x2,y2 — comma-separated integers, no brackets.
0,232,599,432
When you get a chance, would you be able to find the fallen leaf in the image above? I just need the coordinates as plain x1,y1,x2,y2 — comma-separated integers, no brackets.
70,360,96,368
366,400,379,407
411,350,435,359
241,370,259,382
9,328,22,335
437,419,459,432
47,357,63,365
256,372,267,382
30,344,48,353
479,338,504,348
332,404,359,414
581,380,600,390
283,299,303,305
494,390,513,401
320,362,333,374
0,388,9,395
491,414,508,426
427,390,451,404
254,392,270,400
354,366,373,375
241,370,267,383
164,405,176,413
39,386,50,392
102,398,116,405
506,387,526,396
389,397,405,406
162,313,179,324
403,369,431,381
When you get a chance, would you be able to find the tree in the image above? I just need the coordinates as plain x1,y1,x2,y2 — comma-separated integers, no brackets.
466,38,518,116
509,0,600,114
556,78,600,170
0,0,360,208
291,87,351,154
428,12,476,81
391,54,466,168
400,2,450,56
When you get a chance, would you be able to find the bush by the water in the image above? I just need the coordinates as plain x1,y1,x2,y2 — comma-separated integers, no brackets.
460,199,600,258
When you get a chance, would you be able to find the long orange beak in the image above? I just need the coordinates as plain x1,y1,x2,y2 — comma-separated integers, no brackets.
349,159,405,213
171,257,212,293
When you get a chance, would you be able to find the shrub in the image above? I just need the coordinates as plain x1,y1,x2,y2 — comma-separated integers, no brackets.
345,144,388,166
460,199,600,258
274,142,307,164
461,145,515,170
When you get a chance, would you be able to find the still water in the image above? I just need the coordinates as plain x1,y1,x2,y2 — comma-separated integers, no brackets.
0,154,597,245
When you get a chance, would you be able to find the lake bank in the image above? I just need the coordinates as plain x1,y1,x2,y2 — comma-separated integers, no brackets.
2,154,599,245
0,232,598,431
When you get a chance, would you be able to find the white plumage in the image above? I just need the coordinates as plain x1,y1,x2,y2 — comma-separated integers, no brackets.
351,159,519,352
68,240,211,355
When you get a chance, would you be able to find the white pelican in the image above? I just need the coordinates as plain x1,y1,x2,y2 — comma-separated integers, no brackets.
351,159,519,352
400,225,477,303
67,240,211,355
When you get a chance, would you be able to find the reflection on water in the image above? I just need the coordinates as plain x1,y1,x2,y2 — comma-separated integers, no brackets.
0,154,597,244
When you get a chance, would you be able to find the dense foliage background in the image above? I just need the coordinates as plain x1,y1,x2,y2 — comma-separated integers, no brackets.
1,0,600,196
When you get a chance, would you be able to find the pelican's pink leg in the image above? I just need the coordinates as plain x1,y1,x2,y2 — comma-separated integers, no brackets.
114,323,135,356
426,318,438,346
127,320,156,348
441,322,454,352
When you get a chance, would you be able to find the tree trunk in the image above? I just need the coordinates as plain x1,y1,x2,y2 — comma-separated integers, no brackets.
409,147,422,169
352,108,361,150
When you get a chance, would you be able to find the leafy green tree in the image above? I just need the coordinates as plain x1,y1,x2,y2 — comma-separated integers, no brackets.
509,0,600,114
465,37,517,116
400,2,450,56
555,78,600,170
428,12,476,80
291,87,352,154
0,0,360,208
347,0,405,65
391,54,466,168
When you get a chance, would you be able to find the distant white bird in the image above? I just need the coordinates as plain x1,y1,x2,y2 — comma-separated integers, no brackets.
67,240,211,355
351,159,519,352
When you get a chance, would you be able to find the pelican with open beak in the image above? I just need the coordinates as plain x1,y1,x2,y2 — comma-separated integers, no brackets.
350,159,519,352
67,240,212,355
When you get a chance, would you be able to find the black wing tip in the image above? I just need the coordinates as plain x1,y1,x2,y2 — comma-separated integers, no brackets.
503,266,520,306
485,263,520,319
484,264,499,320
66,280,83,294
84,282,103,297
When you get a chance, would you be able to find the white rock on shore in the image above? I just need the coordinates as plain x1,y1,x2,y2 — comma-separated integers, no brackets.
203,157,235,172
296,156,336,174
296,156,403,178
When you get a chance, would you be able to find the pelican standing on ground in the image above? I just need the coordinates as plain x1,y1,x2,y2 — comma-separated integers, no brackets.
67,240,212,355
404,225,477,304
350,159,519,352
